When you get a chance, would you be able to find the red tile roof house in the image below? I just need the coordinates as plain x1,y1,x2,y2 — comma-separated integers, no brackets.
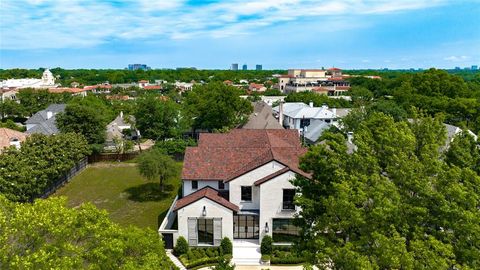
158,129,311,264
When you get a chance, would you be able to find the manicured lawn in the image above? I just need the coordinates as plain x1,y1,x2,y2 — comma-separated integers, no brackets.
54,162,181,230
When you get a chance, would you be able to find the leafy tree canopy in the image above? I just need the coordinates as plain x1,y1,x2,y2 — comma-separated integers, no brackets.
183,82,253,130
134,96,184,140
0,133,90,202
0,195,175,269
294,112,480,269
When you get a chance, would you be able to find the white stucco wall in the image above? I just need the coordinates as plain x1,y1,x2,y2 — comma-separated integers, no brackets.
228,161,285,210
183,180,229,196
258,170,299,240
176,197,234,246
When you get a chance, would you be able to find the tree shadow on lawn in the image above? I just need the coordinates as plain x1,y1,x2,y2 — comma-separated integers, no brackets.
124,183,174,202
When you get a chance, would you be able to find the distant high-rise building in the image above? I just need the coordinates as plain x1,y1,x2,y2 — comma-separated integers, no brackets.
242,64,247,70
127,64,151,71
472,65,478,70
455,67,461,70
256,64,262,71
231,63,239,71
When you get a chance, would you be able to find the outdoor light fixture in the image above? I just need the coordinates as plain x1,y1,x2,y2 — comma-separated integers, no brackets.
202,206,207,216
265,222,269,233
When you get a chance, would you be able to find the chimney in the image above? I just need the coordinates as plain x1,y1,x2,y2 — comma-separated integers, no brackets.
347,131,354,143
309,101,313,108
46,111,53,119
279,101,284,126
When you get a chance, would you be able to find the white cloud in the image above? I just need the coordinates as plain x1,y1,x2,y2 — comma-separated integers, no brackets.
443,55,469,62
0,0,450,50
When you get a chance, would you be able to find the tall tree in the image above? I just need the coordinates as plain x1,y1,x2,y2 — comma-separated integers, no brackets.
294,112,480,269
183,82,253,131
134,96,182,140
0,196,175,269
137,149,179,192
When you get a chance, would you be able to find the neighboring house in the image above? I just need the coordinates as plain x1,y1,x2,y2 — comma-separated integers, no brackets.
159,129,311,250
25,104,65,135
241,101,284,130
0,128,27,152
0,89,18,101
272,102,350,143
0,69,57,89
105,112,137,150
444,123,478,145
249,83,267,92
48,87,90,97
278,68,350,94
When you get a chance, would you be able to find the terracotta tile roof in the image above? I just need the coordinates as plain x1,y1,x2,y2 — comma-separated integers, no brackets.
48,87,87,94
174,186,239,212
328,67,342,71
254,167,289,186
138,80,149,83
182,129,311,181
336,86,350,90
143,85,162,90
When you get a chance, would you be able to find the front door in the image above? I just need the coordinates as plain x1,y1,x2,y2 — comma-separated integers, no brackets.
233,215,259,239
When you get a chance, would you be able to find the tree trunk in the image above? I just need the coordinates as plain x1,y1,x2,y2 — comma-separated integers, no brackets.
160,177,164,193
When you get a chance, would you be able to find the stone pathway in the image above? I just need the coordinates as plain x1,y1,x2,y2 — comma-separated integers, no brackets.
166,250,186,270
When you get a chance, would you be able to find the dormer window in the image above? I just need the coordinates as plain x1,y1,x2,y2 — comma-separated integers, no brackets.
192,180,198,190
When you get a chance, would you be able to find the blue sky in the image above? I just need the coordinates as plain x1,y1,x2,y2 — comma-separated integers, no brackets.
0,0,479,69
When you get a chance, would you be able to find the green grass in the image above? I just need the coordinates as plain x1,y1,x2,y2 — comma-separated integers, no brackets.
54,162,181,230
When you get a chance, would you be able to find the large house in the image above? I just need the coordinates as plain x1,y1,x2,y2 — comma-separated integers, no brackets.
159,129,310,260
25,104,65,135
278,68,350,94
0,69,57,89
273,102,350,143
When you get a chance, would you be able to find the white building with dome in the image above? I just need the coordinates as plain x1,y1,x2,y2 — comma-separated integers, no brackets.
0,69,58,89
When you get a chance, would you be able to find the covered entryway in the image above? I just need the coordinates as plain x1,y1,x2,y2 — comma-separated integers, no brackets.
233,212,259,239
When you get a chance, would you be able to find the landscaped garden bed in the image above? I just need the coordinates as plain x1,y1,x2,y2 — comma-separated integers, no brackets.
174,236,233,269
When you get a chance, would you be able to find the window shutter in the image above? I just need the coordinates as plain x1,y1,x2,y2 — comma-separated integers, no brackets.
188,218,198,246
213,218,222,246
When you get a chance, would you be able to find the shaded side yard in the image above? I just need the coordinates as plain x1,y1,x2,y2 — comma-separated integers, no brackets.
54,162,181,230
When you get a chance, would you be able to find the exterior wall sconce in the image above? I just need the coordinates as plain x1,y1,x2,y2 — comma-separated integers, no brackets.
265,222,269,233
202,206,207,216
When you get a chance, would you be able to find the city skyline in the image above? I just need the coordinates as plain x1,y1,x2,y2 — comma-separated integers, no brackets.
0,0,479,69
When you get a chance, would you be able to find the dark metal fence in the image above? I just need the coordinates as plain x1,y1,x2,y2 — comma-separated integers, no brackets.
87,152,139,163
38,157,88,199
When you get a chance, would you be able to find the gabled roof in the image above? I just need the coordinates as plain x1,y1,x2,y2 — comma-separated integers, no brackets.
182,129,310,181
272,102,336,119
25,104,66,125
254,167,290,186
0,128,27,149
174,186,239,212
241,102,284,130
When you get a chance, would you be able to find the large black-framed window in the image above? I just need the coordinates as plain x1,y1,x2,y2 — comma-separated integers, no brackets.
282,189,296,210
272,218,300,243
233,215,259,239
241,186,252,201
218,181,225,190
192,180,198,190
197,218,214,245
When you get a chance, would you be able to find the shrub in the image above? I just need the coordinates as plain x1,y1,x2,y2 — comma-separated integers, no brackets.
261,235,273,255
173,236,189,256
261,255,271,262
220,237,233,255
212,256,235,270
270,256,305,265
